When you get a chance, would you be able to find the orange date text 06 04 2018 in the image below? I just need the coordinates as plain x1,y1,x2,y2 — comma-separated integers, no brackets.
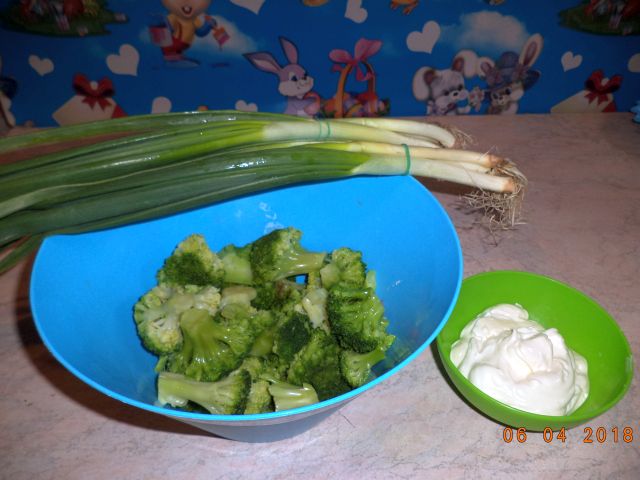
502,426,635,444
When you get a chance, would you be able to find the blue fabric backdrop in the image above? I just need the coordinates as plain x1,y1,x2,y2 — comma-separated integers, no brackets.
0,0,638,126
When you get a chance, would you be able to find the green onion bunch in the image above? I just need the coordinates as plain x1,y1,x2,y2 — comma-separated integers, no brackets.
0,110,524,273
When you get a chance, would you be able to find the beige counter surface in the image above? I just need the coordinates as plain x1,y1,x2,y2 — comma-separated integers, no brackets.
1,113,639,479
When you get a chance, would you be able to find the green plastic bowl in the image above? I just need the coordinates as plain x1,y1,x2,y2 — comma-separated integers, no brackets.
436,270,633,431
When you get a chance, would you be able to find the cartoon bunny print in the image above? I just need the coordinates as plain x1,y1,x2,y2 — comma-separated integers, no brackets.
412,50,483,116
244,37,320,117
479,34,544,115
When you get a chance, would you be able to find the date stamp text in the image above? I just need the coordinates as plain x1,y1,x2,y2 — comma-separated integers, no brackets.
502,426,635,444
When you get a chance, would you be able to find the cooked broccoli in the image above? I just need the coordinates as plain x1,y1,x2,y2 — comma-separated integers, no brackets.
287,329,351,401
247,308,311,359
157,370,251,415
244,379,274,414
249,327,277,357
239,353,288,383
250,227,326,283
211,302,275,357
220,285,257,308
266,378,319,412
157,234,225,287
320,247,367,289
340,341,393,388
133,284,221,355
365,270,377,289
272,312,312,363
164,308,241,382
235,357,277,413
218,243,254,285
136,227,396,416
300,285,330,332
252,279,304,312
237,356,267,379
327,285,395,353
307,269,323,289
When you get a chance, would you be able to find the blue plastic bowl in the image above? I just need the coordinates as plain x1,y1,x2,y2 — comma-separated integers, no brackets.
30,176,463,442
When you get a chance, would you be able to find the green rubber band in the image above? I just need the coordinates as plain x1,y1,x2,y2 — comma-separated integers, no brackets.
402,143,411,175
316,120,332,140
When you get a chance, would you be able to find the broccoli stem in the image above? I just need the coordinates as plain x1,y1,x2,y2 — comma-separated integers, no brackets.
340,346,387,388
266,378,319,412
275,251,327,280
157,371,251,415
250,227,327,282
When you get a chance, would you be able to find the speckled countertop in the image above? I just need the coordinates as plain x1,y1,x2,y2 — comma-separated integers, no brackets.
1,113,639,479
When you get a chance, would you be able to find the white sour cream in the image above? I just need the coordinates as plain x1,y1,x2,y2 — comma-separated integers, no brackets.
450,303,589,416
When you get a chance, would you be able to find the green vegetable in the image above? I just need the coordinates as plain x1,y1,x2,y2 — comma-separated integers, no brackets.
157,234,225,287
134,228,397,414
266,378,320,412
244,379,274,414
327,285,395,353
213,303,274,357
320,247,367,290
287,329,351,401
157,370,251,415
340,343,392,388
272,312,312,363
300,284,330,332
218,243,254,286
0,111,524,275
250,227,327,283
133,284,221,355
163,308,240,382
252,279,304,313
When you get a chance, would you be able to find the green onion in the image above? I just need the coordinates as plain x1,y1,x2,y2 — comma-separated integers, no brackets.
0,110,308,159
0,111,525,274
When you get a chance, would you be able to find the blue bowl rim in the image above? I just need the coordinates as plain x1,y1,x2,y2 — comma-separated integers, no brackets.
435,269,634,424
30,176,464,423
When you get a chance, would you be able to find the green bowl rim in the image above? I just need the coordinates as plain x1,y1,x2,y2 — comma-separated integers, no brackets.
435,269,634,425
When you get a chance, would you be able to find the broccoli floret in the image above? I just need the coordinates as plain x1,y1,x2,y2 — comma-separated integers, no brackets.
252,279,304,312
235,357,278,414
218,243,254,285
263,353,290,380
239,354,288,382
250,227,326,283
287,329,351,401
238,356,268,379
300,285,330,332
211,303,275,357
157,234,225,287
340,341,393,388
266,378,319,412
249,327,277,357
320,247,367,289
220,285,257,308
164,308,241,382
133,284,221,355
327,285,395,353
272,312,312,363
157,370,251,415
244,379,274,414
249,309,311,360
252,282,278,311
